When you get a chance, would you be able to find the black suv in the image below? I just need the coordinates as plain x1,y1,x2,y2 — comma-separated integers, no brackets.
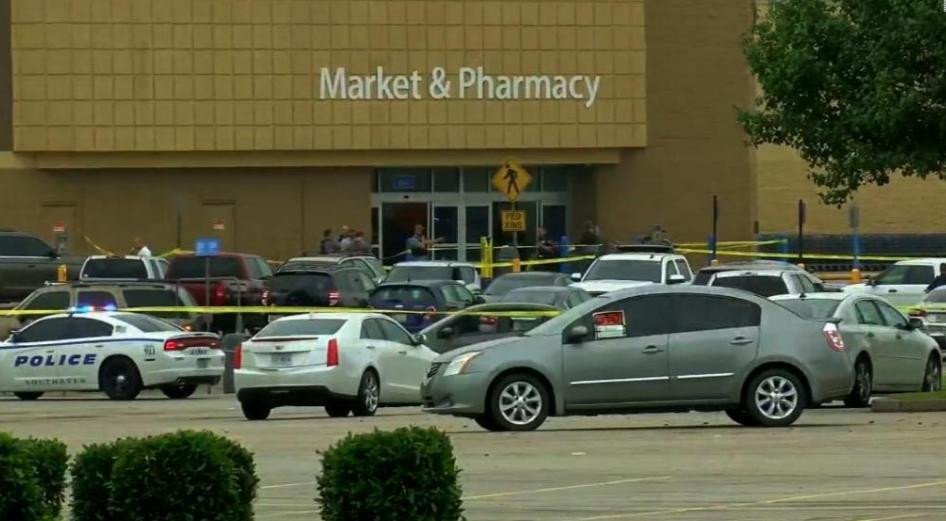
264,266,377,309
0,231,85,302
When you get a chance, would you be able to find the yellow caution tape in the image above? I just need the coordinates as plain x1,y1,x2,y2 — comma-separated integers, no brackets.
83,235,115,256
0,306,562,318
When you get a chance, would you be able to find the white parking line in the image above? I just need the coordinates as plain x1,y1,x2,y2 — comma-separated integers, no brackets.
565,479,946,520
462,475,672,501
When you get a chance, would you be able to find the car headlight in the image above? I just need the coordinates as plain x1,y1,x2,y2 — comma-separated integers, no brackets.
443,352,481,376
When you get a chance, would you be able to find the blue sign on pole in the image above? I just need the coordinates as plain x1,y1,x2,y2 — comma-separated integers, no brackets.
195,237,220,257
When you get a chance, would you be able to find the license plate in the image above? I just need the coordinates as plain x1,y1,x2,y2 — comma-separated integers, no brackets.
272,353,293,367
188,348,210,356
197,358,209,369
929,314,945,324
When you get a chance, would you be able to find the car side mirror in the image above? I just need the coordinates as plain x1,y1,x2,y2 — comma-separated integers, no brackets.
414,334,427,346
667,274,686,285
437,326,455,339
566,324,589,343
908,317,924,330
473,296,485,305
571,272,582,282
9,330,22,343
47,249,59,259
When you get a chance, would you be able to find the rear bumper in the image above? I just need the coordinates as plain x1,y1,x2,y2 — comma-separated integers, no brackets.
236,385,353,407
143,352,226,387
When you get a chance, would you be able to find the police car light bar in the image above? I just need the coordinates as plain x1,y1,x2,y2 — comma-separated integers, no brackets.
67,304,118,314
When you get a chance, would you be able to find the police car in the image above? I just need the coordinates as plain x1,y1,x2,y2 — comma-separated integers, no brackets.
0,311,224,401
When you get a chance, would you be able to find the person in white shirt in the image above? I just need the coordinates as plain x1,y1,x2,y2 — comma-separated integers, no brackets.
131,237,152,257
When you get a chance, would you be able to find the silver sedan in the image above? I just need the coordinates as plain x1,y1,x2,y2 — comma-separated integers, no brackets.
422,285,854,431
773,293,942,407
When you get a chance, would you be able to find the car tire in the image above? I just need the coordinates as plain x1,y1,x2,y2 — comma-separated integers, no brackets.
487,373,550,432
724,408,758,426
922,355,942,392
324,402,352,418
351,370,380,417
743,368,807,427
160,384,198,400
99,358,143,401
844,359,872,408
13,392,43,401
241,401,271,421
474,414,502,431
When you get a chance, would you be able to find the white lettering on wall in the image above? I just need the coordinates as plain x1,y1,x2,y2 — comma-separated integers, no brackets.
318,66,604,108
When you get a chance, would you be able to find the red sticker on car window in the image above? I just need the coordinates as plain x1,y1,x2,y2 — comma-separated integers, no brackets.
593,310,626,339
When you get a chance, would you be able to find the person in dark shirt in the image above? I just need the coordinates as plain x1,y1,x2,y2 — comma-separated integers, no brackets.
925,263,946,292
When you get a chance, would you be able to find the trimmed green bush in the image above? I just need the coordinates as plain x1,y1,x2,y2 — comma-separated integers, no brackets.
215,434,260,521
317,426,463,521
108,430,252,521
19,437,69,520
70,439,131,521
0,433,45,521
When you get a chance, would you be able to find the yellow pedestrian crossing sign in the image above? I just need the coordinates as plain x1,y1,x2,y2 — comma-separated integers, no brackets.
492,160,533,202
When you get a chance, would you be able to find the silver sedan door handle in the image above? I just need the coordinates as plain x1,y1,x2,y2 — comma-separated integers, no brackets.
397,350,408,355
365,345,375,350
888,289,898,293
642,345,663,354
730,337,754,346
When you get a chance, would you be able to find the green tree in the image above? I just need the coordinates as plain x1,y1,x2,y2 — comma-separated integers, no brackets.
739,0,946,205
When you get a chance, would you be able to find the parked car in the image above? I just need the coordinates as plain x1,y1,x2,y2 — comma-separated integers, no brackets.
844,258,946,306
79,255,168,281
692,261,804,285
280,255,386,285
264,266,375,311
369,281,481,333
500,286,591,309
386,261,482,293
0,282,206,338
773,293,942,406
908,287,946,351
0,231,84,302
0,311,223,401
234,313,437,420
570,253,692,296
708,269,827,298
166,252,273,332
419,302,563,355
482,272,572,302
422,285,854,431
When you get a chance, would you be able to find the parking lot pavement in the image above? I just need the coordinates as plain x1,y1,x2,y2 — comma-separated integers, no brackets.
2,393,945,521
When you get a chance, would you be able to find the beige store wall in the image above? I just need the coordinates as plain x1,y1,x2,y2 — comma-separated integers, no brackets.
11,0,646,154
756,145,946,235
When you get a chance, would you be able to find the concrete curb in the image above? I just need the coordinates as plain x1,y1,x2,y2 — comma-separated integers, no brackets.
872,398,946,413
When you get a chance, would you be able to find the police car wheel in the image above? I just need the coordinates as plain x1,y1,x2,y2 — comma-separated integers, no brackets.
241,401,271,421
99,358,142,401
13,392,43,401
160,384,198,400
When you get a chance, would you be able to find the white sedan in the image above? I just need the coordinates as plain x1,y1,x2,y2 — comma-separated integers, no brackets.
0,312,224,401
234,313,437,420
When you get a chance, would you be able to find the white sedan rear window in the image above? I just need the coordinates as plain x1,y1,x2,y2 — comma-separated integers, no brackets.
256,319,345,338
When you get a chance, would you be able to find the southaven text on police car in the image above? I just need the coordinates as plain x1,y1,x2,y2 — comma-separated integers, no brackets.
0,312,224,400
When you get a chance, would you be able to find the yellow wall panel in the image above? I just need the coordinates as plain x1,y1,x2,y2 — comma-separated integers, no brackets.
12,0,646,152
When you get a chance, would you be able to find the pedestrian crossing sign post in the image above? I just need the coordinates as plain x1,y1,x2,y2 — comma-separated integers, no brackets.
492,160,533,203
501,210,527,232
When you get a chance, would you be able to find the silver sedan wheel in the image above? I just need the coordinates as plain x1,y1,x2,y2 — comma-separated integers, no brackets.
755,376,799,420
498,381,542,426
363,374,379,412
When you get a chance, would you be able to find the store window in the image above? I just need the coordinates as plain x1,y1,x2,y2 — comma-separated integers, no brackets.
433,168,460,192
541,167,571,192
463,168,490,192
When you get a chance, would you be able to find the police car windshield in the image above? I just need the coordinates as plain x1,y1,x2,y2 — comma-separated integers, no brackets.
112,313,182,332
584,259,661,283
256,319,345,338
387,266,454,283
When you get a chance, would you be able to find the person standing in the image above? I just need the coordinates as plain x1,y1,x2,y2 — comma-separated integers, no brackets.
350,230,370,255
579,220,599,246
339,225,354,252
535,227,558,271
926,263,946,293
319,229,339,254
130,237,152,257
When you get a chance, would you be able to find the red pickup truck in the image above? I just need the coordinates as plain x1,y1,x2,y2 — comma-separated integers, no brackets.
165,252,272,332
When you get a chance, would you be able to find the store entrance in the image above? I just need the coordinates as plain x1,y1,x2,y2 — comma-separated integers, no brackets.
381,203,427,263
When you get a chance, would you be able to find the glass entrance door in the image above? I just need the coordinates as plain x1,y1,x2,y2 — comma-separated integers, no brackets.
432,206,459,260
381,202,427,263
